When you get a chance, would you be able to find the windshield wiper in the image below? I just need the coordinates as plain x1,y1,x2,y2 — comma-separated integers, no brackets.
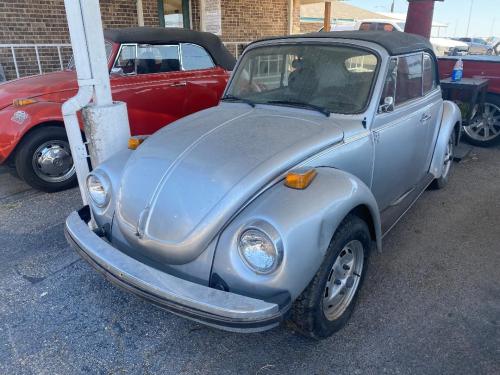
266,100,330,117
221,94,255,108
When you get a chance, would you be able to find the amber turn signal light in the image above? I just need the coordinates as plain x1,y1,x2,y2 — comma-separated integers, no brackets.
284,168,317,190
13,98,37,107
128,137,145,150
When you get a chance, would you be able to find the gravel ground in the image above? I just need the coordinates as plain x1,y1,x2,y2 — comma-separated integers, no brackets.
0,145,499,375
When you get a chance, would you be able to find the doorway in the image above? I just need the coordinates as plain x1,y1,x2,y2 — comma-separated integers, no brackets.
159,0,191,28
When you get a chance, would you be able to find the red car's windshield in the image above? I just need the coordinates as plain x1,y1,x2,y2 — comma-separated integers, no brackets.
67,40,114,70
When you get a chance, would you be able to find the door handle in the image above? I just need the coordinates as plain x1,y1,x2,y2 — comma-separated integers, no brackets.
420,113,431,123
170,81,187,87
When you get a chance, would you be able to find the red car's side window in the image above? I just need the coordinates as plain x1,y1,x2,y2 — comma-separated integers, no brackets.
180,43,215,71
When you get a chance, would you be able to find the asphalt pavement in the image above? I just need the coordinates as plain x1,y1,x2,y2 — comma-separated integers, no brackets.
0,145,499,375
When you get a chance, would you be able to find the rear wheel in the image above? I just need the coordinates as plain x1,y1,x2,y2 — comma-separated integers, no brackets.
15,126,77,192
463,95,500,147
431,130,455,190
289,214,371,339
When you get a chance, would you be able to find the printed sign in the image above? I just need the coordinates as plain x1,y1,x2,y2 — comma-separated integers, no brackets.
203,0,222,36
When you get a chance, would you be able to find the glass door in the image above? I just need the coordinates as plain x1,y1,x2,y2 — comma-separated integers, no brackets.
159,0,190,28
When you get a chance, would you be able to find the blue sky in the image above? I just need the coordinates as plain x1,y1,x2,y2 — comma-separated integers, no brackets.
347,0,498,37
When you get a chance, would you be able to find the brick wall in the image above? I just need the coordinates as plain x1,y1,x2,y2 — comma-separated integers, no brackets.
300,22,323,34
190,0,292,57
0,0,297,81
0,0,159,81
190,0,290,40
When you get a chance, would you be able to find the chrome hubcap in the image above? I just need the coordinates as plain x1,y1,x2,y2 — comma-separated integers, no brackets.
464,103,500,141
32,140,75,183
322,240,364,321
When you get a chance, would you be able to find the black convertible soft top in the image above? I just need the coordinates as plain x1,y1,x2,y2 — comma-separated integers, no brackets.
255,31,436,57
104,27,236,70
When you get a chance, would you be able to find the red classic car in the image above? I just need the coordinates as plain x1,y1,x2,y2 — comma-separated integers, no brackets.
438,56,500,146
0,27,235,191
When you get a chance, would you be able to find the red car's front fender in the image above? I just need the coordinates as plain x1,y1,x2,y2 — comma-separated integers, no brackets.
0,101,66,163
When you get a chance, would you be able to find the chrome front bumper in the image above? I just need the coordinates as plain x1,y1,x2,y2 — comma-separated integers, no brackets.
65,209,284,333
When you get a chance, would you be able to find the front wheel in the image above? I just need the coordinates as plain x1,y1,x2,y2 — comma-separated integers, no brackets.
15,126,77,192
289,214,371,339
462,95,500,147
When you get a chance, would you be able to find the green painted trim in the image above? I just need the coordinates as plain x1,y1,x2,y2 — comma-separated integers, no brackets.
158,0,165,27
182,0,191,29
300,17,356,23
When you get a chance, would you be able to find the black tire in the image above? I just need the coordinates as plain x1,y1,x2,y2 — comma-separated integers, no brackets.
462,94,500,147
430,130,455,190
14,126,77,192
289,214,371,339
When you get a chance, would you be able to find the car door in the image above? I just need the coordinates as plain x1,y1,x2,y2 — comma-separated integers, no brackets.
421,53,443,170
179,43,229,113
110,43,190,135
371,53,430,212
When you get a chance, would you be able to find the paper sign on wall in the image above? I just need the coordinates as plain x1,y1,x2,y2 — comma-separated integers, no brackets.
202,0,222,36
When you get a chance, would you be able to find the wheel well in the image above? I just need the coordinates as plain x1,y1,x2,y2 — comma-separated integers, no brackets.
349,204,376,242
5,121,65,165
6,120,85,164
454,121,461,146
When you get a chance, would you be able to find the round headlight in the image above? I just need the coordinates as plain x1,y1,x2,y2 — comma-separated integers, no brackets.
238,228,280,274
86,172,110,207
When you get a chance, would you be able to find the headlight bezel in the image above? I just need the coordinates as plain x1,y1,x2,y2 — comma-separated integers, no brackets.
86,171,111,208
237,221,283,275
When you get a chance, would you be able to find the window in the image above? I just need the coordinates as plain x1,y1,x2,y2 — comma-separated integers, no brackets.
359,22,374,31
161,0,190,28
379,58,397,107
395,53,423,105
113,44,181,75
227,44,379,114
359,22,395,32
69,41,114,70
113,44,136,74
381,23,395,32
181,43,215,70
345,54,377,73
137,45,180,74
422,53,436,94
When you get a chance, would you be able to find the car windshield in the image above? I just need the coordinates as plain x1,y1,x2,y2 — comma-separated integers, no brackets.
67,41,114,70
225,44,379,115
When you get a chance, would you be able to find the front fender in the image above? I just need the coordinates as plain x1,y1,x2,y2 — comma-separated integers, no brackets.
430,100,462,178
211,167,381,302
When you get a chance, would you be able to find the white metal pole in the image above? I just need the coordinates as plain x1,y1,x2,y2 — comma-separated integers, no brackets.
80,0,112,106
137,0,145,26
62,0,94,205
466,0,474,37
80,0,130,167
62,0,131,208
200,0,205,31
10,47,19,78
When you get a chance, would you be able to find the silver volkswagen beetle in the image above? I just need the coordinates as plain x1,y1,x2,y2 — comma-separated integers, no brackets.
65,31,462,339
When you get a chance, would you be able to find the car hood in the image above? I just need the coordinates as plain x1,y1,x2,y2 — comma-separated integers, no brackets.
115,104,344,264
0,71,77,110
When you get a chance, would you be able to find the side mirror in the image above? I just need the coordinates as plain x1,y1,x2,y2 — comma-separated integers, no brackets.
110,67,124,75
379,96,394,113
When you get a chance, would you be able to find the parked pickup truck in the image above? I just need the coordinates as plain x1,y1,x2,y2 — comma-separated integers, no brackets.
439,56,500,146
0,27,235,192
65,31,461,339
